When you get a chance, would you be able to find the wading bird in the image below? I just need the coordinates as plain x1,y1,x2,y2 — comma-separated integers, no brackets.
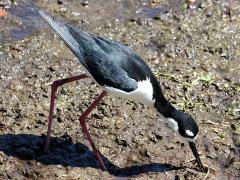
33,6,205,172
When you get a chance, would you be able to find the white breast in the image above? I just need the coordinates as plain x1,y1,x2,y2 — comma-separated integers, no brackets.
103,78,155,107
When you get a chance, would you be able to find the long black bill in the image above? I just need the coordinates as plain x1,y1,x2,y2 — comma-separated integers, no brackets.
189,142,205,172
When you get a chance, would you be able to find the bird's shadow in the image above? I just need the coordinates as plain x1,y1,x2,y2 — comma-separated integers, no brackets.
0,134,183,177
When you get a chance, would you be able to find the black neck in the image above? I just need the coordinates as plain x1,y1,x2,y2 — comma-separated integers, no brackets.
150,76,175,117
155,100,176,118
150,75,184,119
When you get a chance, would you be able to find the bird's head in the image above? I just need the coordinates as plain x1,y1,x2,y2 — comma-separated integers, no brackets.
166,111,199,142
157,105,206,172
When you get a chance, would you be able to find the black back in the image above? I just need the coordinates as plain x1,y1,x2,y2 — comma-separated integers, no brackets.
34,7,170,111
34,7,157,92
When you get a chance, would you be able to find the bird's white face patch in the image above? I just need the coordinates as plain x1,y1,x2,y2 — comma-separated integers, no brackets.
104,77,155,107
186,129,194,137
165,118,179,132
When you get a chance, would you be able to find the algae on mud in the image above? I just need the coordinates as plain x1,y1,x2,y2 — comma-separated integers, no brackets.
0,0,239,179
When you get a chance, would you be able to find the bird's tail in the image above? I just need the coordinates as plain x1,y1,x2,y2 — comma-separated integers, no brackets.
32,6,89,68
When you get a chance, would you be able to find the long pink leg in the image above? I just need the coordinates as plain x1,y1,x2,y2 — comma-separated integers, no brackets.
44,74,88,152
79,91,107,171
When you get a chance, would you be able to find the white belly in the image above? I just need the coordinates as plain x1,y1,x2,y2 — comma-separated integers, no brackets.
103,78,155,107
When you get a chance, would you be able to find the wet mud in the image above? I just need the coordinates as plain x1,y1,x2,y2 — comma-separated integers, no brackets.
0,0,239,179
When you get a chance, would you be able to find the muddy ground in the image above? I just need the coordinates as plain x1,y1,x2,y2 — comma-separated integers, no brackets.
0,0,239,179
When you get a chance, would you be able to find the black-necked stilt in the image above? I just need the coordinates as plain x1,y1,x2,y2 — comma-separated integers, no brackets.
33,6,205,172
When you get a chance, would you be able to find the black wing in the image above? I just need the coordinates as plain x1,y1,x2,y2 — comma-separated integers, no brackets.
33,7,153,92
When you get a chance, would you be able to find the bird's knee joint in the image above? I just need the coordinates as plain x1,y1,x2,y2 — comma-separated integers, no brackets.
51,80,61,88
